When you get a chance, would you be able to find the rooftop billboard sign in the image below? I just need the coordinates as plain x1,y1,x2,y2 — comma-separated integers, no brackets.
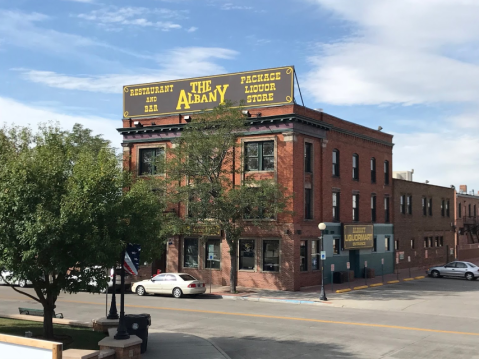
123,66,294,119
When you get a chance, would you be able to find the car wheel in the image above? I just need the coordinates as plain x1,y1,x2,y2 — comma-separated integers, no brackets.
172,287,183,299
465,272,475,281
136,285,146,296
18,280,26,288
431,270,440,278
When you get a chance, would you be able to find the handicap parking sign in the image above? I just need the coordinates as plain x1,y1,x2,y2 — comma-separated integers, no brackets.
320,251,326,260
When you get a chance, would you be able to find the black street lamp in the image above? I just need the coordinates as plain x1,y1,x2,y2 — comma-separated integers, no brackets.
107,266,119,320
114,249,130,340
318,222,327,301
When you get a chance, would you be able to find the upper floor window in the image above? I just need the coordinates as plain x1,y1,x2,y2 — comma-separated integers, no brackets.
332,149,340,177
428,198,432,216
332,192,340,221
475,205,477,218
441,200,445,217
407,196,412,214
469,204,472,217
446,200,450,217
352,154,359,180
400,195,405,214
371,195,376,222
245,141,274,171
305,188,312,220
459,202,462,218
139,147,165,175
422,197,427,216
370,158,376,183
384,197,390,223
384,160,390,185
352,194,359,221
305,143,312,173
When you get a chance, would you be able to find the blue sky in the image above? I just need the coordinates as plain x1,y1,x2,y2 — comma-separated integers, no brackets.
1,0,479,192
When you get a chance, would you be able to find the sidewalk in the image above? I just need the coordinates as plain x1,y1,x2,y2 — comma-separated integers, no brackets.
205,266,432,305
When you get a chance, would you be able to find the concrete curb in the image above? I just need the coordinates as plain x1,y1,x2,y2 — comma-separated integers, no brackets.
0,313,92,328
217,294,331,306
387,280,400,284
403,278,415,281
415,276,426,279
369,283,383,287
353,285,368,290
335,288,352,293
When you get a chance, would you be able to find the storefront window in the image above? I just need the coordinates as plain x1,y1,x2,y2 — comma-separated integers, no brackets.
311,240,319,270
183,238,198,268
205,239,220,269
239,239,255,270
263,240,279,272
300,241,308,271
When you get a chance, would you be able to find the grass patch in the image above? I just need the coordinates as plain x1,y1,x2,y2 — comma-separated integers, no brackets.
0,318,106,350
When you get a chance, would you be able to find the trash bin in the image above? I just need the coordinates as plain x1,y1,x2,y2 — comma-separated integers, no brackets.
124,314,151,353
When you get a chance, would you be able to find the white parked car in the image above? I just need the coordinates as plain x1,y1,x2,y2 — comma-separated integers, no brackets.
0,271,32,287
70,267,132,293
427,261,479,280
132,273,206,298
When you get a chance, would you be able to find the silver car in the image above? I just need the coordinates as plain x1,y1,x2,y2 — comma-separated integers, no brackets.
427,261,479,280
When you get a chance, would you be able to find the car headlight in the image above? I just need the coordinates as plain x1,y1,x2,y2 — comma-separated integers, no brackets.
132,323,139,330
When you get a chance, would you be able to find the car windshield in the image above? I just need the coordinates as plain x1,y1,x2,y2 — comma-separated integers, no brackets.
179,274,196,281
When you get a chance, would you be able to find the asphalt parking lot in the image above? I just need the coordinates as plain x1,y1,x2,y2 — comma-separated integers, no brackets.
330,275,479,317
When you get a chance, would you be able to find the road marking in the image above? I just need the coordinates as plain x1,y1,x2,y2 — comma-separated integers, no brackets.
403,278,415,281
415,276,426,279
53,299,479,337
369,283,383,287
387,280,400,284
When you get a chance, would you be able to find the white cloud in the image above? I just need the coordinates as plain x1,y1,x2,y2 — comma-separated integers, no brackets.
77,6,186,31
17,47,238,93
221,3,253,10
186,26,198,33
303,0,479,106
0,97,121,149
393,128,479,188
0,9,150,61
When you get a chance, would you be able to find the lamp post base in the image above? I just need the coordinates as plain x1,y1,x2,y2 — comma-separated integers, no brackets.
319,286,328,301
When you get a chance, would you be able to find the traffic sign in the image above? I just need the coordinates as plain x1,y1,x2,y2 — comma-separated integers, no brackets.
364,261,368,267
320,251,326,260
408,256,411,262
381,258,384,265
209,255,213,260
346,262,350,269
331,264,335,271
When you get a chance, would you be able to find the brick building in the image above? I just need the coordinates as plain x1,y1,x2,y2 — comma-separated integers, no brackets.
456,192,479,261
119,102,395,290
393,179,455,270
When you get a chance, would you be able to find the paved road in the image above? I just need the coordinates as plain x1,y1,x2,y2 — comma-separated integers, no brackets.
1,278,479,358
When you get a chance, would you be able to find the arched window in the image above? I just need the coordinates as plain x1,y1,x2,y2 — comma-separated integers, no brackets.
332,149,340,176
352,154,359,180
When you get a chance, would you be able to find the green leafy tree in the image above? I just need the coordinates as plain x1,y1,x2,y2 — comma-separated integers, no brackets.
162,103,291,293
0,123,166,339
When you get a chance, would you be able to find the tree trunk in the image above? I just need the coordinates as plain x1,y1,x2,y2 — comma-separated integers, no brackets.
229,245,237,293
42,302,54,340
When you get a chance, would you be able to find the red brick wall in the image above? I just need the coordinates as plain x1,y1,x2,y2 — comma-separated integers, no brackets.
121,104,394,290
393,179,455,269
